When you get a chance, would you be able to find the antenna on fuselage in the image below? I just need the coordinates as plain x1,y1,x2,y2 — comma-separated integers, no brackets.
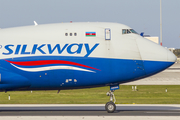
34,21,38,26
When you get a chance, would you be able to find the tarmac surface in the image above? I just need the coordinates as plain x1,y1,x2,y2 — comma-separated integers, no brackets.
0,104,180,116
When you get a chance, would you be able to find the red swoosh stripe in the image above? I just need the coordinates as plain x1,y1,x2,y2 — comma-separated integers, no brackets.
5,60,100,71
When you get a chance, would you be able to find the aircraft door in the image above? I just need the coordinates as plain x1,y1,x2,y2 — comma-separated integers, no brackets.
105,28,111,40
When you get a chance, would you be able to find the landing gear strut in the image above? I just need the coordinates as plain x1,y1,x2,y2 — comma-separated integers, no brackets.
105,85,119,113
105,90,116,113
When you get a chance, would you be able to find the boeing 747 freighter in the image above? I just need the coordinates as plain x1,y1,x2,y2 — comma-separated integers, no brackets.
0,22,176,112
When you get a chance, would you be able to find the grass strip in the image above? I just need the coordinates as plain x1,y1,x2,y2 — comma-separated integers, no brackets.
0,85,180,104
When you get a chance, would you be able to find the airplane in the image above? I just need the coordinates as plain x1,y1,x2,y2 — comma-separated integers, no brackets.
0,22,176,113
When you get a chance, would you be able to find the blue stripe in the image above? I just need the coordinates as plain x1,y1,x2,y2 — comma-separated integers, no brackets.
0,56,174,91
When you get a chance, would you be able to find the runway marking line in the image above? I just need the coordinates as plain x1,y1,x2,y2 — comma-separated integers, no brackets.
146,112,180,114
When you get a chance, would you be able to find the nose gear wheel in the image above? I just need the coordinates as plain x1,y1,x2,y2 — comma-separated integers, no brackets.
105,90,116,113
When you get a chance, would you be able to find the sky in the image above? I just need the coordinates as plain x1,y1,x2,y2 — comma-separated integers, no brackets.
0,0,180,48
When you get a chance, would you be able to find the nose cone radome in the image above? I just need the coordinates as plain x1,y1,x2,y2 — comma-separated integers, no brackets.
136,37,176,76
167,49,177,63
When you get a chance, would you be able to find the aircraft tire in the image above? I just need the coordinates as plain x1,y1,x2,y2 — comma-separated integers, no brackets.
105,101,116,113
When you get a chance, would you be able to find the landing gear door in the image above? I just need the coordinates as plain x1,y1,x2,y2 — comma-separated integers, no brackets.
105,28,111,40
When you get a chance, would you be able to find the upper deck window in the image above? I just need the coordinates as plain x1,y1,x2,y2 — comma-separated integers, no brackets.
65,33,77,36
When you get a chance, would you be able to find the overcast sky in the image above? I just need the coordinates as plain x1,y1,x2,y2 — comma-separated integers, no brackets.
0,0,180,48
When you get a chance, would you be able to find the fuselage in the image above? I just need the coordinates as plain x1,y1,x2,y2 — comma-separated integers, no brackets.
0,22,176,91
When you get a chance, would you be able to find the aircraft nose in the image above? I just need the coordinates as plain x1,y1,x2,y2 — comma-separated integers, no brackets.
167,49,177,63
136,37,177,76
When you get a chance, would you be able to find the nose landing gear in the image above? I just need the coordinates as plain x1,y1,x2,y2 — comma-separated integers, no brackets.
105,85,119,113
105,90,116,113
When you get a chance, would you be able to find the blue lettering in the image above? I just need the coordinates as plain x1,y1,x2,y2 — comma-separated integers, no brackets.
21,45,30,54
2,43,99,56
15,45,21,54
31,44,46,54
2,45,14,55
67,44,83,54
84,43,99,57
47,44,68,54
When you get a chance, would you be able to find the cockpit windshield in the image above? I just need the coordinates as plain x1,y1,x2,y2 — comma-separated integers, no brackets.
122,29,138,34
130,29,138,34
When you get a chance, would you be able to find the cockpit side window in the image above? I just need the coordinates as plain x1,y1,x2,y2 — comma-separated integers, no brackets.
122,29,138,35
127,29,131,33
122,29,126,34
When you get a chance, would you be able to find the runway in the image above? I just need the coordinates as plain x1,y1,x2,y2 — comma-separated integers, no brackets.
0,104,180,116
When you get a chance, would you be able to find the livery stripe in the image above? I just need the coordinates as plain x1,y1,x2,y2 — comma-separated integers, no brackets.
10,64,95,73
5,60,100,71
